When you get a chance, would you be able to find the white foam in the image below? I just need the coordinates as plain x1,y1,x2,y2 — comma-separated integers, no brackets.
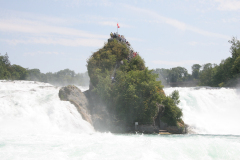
164,87,240,135
0,80,94,135
1,81,240,159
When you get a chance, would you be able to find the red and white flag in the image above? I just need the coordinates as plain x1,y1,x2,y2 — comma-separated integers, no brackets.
117,23,120,28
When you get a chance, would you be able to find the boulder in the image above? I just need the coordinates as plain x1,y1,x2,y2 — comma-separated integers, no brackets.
59,85,112,132
59,85,92,125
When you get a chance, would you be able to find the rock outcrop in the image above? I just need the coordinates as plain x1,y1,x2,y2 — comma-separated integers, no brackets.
58,33,187,134
59,85,92,125
58,85,187,134
83,89,112,132
59,85,113,132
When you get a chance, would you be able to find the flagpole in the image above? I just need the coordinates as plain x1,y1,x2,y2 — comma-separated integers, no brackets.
117,22,118,33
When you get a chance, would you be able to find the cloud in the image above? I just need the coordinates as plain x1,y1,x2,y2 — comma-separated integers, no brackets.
123,4,230,39
24,51,65,56
0,19,108,39
1,37,105,47
0,13,108,47
55,0,113,7
123,5,187,31
0,10,135,47
152,60,201,66
222,17,240,23
188,41,218,46
214,0,240,11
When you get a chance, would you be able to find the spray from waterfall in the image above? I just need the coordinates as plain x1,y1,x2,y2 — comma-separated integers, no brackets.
0,80,94,135
164,87,240,135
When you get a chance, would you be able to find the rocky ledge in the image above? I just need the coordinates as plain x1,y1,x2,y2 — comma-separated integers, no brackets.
59,85,187,134
59,85,112,132
59,85,92,125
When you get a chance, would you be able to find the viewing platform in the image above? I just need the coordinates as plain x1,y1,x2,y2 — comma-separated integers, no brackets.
108,32,139,60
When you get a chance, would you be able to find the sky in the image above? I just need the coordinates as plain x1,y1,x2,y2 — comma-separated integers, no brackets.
0,0,240,74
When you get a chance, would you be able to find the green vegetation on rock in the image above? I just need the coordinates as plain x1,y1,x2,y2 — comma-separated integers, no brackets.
162,90,182,126
87,39,129,87
87,38,183,127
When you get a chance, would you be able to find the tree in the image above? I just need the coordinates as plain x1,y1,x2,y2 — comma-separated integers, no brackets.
192,64,201,79
112,69,164,124
229,37,240,60
168,67,189,82
27,69,42,81
162,95,182,126
11,65,28,80
0,53,12,79
199,63,214,86
171,90,180,105
232,56,240,75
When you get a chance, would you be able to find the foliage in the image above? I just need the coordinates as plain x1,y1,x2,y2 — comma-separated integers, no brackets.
162,94,182,126
26,68,90,86
168,67,189,82
120,56,145,72
87,39,129,87
0,53,89,86
232,56,240,75
170,90,180,105
199,63,215,86
93,70,112,102
111,69,164,124
87,38,183,127
152,66,192,84
0,53,28,80
197,37,240,87
192,64,201,80
153,37,240,87
229,37,240,60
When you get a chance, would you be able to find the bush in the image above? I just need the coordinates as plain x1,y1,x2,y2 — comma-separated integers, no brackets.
111,69,164,124
161,90,183,126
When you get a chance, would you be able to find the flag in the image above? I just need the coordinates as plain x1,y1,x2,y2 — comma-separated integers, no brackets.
117,23,120,28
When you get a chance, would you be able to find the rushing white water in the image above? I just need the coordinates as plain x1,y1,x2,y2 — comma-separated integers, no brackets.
1,81,240,160
0,80,94,135
164,87,240,135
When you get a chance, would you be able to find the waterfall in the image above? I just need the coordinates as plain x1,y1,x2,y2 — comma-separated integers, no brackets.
1,81,240,159
164,87,240,135
0,80,94,135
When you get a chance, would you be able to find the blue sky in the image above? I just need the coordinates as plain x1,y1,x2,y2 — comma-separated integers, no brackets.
1,0,240,73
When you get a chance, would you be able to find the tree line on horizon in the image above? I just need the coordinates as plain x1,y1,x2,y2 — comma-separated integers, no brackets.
1,37,239,88
0,53,89,86
153,37,240,87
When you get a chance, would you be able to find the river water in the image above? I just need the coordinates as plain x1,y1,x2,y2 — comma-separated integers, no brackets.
0,81,240,160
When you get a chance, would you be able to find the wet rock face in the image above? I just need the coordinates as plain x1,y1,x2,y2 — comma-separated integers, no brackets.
59,85,92,125
59,85,112,132
83,90,112,132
